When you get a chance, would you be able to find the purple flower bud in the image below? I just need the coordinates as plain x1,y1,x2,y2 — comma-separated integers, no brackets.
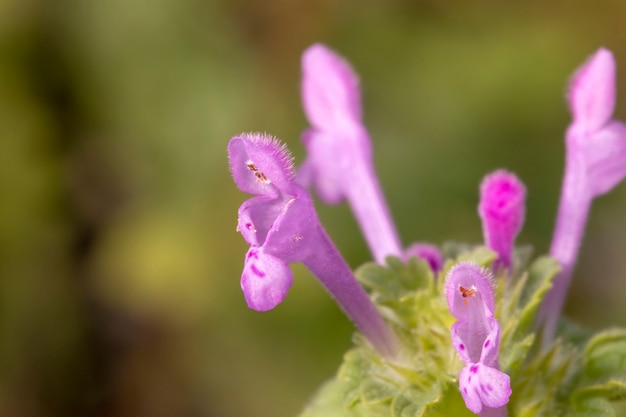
229,133,398,356
445,263,511,415
404,242,443,274
299,44,403,264
478,170,526,270
539,48,626,343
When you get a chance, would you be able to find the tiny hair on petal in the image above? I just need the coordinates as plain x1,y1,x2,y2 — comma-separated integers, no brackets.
239,132,296,178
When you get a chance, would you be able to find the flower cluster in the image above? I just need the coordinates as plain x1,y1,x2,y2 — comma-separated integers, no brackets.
228,45,626,416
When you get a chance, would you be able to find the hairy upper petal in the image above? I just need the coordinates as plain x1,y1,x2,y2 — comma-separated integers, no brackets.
445,262,496,319
228,133,295,196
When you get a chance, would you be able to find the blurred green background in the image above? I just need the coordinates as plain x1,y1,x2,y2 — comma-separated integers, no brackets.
2,0,626,416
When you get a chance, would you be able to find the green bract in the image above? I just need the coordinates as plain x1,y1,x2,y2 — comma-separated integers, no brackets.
300,247,626,417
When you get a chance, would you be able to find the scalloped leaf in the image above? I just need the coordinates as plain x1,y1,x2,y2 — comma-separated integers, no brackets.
573,380,626,403
519,256,560,309
360,379,396,405
391,387,442,417
584,329,626,381
300,379,358,417
565,397,616,417
508,257,559,344
356,257,432,301
455,246,497,267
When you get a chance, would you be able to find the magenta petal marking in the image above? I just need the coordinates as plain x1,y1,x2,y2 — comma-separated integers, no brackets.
460,364,511,414
241,248,293,311
249,263,266,278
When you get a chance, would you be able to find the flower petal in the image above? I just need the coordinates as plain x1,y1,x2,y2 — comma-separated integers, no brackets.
241,247,293,311
299,129,345,204
445,262,495,319
237,195,286,246
579,120,626,197
302,43,362,132
451,316,500,365
459,363,511,413
262,194,319,263
568,48,616,133
228,133,295,196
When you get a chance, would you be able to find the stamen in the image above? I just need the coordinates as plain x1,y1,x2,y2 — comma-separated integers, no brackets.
460,285,476,304
246,160,270,184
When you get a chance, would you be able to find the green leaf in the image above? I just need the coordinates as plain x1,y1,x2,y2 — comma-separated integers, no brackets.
512,256,560,340
512,244,534,273
584,329,626,381
299,246,626,417
338,350,372,407
360,379,396,405
391,387,442,417
500,332,535,375
573,380,626,403
519,256,560,311
499,256,559,374
299,379,358,417
454,246,497,268
419,382,475,417
356,257,432,301
392,390,421,417
565,397,616,417
440,243,496,265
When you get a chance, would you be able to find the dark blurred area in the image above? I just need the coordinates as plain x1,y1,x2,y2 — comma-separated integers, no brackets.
1,1,626,416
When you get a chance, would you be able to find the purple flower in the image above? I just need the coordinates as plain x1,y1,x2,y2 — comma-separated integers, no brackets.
538,48,626,342
299,44,403,264
478,170,526,270
229,133,398,356
404,242,444,274
445,263,511,415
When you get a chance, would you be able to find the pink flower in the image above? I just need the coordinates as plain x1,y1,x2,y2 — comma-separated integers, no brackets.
445,263,511,415
299,44,403,264
229,133,398,356
539,48,626,342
